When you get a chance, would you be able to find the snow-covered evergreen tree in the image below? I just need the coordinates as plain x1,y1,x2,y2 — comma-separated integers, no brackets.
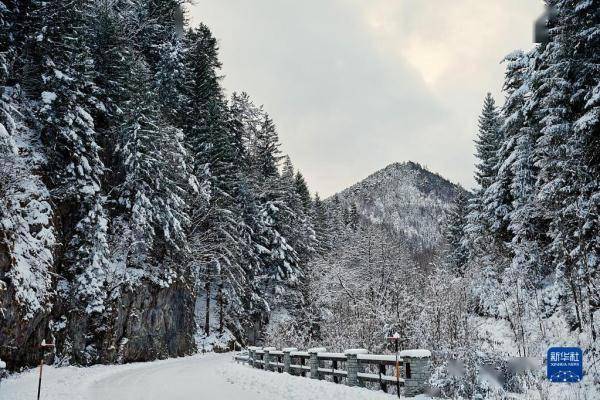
116,56,195,267
466,93,503,250
135,0,183,69
1,3,56,320
294,171,312,212
279,156,315,265
475,93,502,191
29,0,110,316
154,38,189,126
443,191,470,277
311,193,331,254
184,24,248,337
531,0,600,337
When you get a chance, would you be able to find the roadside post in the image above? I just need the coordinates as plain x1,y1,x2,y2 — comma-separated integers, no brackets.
37,339,55,400
387,332,401,398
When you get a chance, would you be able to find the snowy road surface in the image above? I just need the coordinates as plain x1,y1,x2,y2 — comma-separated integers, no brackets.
1,352,420,400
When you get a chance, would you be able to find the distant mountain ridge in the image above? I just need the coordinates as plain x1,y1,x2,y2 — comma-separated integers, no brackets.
331,161,467,248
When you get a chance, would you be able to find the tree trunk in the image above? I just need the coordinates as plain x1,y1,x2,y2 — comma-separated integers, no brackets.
217,279,224,335
569,275,583,333
204,278,211,336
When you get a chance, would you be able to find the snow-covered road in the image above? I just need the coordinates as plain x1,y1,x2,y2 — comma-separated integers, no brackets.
1,352,415,400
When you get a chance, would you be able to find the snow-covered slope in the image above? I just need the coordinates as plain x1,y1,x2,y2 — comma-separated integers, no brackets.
332,161,466,248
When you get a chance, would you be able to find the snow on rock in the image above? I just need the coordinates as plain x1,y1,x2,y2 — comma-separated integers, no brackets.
0,352,416,400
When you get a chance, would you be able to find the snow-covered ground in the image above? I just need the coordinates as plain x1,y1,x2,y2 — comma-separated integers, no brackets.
0,352,420,400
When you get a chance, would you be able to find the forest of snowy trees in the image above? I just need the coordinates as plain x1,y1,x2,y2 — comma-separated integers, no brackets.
1,0,599,398
429,1,599,397
0,0,321,368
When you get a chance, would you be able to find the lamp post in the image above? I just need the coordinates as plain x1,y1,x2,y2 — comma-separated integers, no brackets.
37,339,55,400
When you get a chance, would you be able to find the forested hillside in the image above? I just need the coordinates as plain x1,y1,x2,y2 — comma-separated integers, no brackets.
334,161,465,267
0,1,316,369
264,162,465,351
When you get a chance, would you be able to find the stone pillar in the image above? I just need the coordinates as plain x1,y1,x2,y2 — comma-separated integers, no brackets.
283,348,297,375
263,347,276,372
249,348,255,367
344,349,368,387
263,350,270,371
345,354,359,387
308,347,326,380
249,347,259,368
402,352,431,397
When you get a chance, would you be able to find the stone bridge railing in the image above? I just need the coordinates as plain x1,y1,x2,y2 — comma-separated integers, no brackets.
234,346,431,397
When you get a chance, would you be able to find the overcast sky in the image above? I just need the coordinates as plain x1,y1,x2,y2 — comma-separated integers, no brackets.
189,0,545,196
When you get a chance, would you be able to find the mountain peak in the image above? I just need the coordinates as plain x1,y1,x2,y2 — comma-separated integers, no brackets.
387,160,421,170
332,161,465,247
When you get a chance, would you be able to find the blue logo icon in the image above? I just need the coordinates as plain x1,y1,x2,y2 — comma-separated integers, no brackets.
547,347,583,383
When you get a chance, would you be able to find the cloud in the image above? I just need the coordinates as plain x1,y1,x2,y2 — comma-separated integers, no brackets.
189,0,544,196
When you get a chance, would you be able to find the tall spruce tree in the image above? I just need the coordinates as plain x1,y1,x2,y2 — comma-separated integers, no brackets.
30,0,110,317
253,133,300,285
532,0,600,336
466,93,502,248
136,0,183,69
312,193,331,254
294,171,312,212
116,56,194,264
444,191,470,277
1,0,56,320
474,93,502,190
184,24,250,337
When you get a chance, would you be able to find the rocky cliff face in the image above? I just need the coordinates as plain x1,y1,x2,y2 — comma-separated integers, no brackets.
0,263,50,369
0,260,196,370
